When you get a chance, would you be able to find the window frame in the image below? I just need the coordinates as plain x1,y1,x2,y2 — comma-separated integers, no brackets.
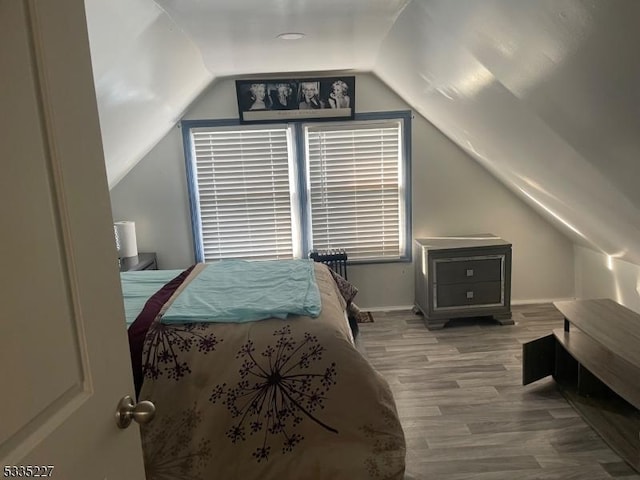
182,111,412,264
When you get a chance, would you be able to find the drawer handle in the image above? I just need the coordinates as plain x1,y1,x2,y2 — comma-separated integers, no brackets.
466,269,474,277
466,291,474,299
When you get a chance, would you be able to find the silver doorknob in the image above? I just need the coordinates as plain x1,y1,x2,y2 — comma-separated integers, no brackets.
115,395,156,429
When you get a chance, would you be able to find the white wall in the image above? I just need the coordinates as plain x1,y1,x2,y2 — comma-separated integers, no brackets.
110,129,195,269
575,245,640,315
110,72,575,309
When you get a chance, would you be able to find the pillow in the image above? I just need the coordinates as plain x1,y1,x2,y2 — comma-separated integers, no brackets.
128,266,194,398
327,268,358,305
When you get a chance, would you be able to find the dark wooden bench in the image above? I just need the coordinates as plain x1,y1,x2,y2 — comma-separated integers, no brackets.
523,299,640,472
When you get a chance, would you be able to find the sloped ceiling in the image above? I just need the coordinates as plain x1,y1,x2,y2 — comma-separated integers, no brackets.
85,0,214,186
376,0,640,265
86,0,640,265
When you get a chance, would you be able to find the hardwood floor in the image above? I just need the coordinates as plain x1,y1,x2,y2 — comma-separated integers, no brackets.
358,304,640,479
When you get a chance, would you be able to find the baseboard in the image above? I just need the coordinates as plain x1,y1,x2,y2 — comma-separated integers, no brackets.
362,299,577,312
512,297,576,305
362,305,415,312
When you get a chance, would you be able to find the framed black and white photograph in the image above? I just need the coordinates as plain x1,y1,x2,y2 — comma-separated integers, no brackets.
236,77,356,123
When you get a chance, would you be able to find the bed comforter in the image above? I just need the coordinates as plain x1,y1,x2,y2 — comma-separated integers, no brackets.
133,263,405,479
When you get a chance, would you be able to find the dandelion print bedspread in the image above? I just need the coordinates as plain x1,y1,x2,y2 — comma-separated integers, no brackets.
137,263,405,479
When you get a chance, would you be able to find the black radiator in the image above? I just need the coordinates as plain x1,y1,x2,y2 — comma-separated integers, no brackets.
309,249,348,280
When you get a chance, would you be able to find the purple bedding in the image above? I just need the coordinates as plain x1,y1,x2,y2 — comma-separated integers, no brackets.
128,266,194,397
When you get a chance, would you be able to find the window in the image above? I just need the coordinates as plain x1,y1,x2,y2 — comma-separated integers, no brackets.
183,112,411,263
304,120,407,261
185,126,300,261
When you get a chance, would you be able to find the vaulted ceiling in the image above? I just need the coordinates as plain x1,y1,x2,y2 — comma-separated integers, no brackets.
85,0,640,265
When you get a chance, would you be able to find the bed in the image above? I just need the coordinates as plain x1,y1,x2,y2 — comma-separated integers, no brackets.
122,259,405,480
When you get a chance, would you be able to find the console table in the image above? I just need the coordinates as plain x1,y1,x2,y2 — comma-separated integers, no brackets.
523,299,640,472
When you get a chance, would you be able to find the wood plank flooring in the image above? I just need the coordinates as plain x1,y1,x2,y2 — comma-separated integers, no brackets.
357,304,640,479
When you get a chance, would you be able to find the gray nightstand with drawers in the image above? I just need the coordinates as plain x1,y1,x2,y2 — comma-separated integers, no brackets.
414,235,513,330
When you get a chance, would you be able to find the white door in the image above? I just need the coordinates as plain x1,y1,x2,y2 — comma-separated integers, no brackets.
0,1,146,478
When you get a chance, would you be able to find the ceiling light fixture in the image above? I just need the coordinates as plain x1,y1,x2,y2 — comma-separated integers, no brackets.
277,32,305,40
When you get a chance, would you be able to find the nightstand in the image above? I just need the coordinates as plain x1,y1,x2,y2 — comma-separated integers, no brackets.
414,235,512,330
119,252,158,272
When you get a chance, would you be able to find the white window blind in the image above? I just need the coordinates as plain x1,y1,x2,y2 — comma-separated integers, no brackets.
190,126,298,261
305,120,406,261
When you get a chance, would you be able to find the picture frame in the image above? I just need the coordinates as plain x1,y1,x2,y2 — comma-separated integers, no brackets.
235,76,356,123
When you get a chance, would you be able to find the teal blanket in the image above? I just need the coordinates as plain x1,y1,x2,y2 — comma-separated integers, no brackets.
120,270,184,325
161,259,322,324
